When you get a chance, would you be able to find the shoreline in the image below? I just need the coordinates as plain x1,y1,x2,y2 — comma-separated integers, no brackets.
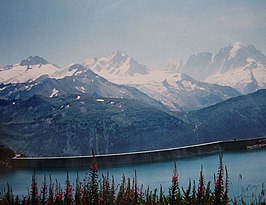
11,137,266,169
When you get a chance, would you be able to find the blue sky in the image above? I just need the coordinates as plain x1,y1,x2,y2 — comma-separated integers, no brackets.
0,0,265,68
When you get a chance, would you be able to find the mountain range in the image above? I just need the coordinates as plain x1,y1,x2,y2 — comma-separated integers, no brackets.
185,89,266,142
0,42,266,156
83,50,242,111
0,95,187,156
182,42,266,94
0,89,265,156
0,63,165,110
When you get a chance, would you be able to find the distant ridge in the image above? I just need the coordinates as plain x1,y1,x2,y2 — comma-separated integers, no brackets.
0,89,265,157
182,42,266,94
19,56,49,66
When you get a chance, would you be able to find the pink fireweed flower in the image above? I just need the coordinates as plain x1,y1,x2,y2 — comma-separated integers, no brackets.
197,184,205,196
66,184,72,192
90,162,98,172
172,175,178,185
31,179,38,198
55,192,62,199
64,183,73,199
80,188,84,193
215,176,223,188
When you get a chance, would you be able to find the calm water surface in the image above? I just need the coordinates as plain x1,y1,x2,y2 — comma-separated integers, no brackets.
0,149,265,200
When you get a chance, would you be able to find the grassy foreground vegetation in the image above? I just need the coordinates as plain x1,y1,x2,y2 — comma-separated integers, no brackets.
0,155,265,205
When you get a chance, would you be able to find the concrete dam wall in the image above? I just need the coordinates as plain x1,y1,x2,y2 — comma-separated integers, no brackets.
11,138,266,169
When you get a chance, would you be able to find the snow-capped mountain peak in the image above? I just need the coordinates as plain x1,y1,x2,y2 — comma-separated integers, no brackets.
68,63,85,71
0,56,61,83
215,42,266,66
19,56,50,66
228,42,243,60
204,42,266,93
109,50,128,59
83,50,149,79
181,42,266,94
94,50,129,67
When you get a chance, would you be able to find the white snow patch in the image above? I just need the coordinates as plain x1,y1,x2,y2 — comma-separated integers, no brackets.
76,86,86,93
205,68,252,93
49,88,59,97
251,64,266,87
229,42,242,60
34,82,40,86
181,80,205,91
0,86,6,91
25,85,33,91
247,57,255,63
0,63,62,84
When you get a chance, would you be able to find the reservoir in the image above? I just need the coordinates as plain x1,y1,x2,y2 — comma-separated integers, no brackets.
0,149,265,201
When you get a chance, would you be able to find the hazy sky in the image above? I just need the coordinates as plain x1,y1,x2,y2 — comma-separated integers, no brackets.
1,0,265,68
